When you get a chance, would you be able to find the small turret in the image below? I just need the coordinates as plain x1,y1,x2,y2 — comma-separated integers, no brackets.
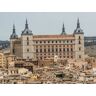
10,24,18,39
74,18,83,34
21,19,33,35
61,23,66,35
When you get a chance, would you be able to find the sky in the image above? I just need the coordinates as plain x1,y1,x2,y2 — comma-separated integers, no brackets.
0,12,96,40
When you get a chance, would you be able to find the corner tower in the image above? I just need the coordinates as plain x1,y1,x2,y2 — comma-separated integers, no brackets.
10,24,18,55
74,18,84,61
21,19,35,60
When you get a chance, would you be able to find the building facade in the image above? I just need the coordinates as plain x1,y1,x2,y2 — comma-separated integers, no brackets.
10,19,84,61
0,50,7,68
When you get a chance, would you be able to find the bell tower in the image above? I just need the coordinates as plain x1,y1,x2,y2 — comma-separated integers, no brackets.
74,18,84,61
21,19,35,60
10,24,18,55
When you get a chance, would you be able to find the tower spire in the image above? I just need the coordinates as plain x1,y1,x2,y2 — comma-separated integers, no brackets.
10,24,18,39
74,18,83,34
77,18,80,28
62,23,65,32
13,24,15,33
61,23,66,35
25,19,28,29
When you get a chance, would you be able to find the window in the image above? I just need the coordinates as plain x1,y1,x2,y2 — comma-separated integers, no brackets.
27,31,28,34
79,36,81,39
71,48,73,51
63,48,65,52
67,56,69,58
40,41,42,43
27,37,29,41
79,47,81,51
36,49,38,52
55,41,57,43
79,41,81,44
52,41,54,43
48,41,50,43
44,41,46,43
79,55,81,58
56,48,58,52
59,48,61,52
48,49,50,52
67,48,69,51
36,41,38,43
44,49,46,52
40,57,42,60
27,41,29,45
40,49,42,52
71,40,72,43
52,48,54,52
67,40,69,43
13,49,15,54
27,49,29,52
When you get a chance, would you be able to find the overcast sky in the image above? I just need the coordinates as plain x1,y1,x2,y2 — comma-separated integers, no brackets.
0,12,96,40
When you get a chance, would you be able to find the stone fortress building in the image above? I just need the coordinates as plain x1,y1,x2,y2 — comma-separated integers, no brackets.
10,18,84,61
